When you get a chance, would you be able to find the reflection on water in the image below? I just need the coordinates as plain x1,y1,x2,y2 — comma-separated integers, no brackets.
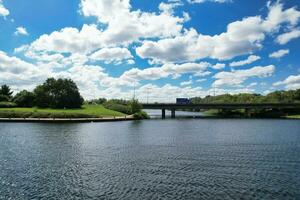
0,119,300,199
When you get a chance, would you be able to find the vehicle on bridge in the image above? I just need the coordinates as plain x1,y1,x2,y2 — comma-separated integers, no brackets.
176,98,192,105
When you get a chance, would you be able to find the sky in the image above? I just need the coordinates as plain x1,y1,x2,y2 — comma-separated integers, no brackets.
0,0,300,102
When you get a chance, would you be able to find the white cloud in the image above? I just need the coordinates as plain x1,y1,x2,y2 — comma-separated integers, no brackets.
274,74,300,90
276,28,300,45
187,0,232,4
212,63,225,70
19,0,187,63
247,82,258,88
0,0,9,17
80,0,131,24
159,0,183,14
213,65,275,87
15,27,29,36
269,49,289,58
26,24,104,55
90,47,133,64
0,51,48,88
79,0,185,46
180,80,193,86
119,62,210,83
229,55,260,67
136,2,300,63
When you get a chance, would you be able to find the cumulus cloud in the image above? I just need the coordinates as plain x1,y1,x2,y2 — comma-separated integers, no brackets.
0,0,9,17
212,63,225,70
90,47,133,64
121,62,210,82
180,80,193,86
0,51,49,89
274,74,300,90
5,0,300,100
15,27,29,36
229,55,261,67
276,28,300,45
18,0,187,66
187,0,232,4
159,0,183,14
24,24,104,55
80,0,185,45
213,65,275,87
136,2,300,63
269,49,289,58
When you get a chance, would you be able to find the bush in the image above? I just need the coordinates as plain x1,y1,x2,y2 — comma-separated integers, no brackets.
0,111,98,118
128,99,142,114
14,90,35,107
103,101,131,114
0,95,9,102
103,99,143,115
133,111,150,119
0,102,17,108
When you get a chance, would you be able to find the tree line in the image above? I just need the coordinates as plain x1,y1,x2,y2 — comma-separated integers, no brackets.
190,89,300,104
1,78,300,109
0,78,148,118
0,78,83,108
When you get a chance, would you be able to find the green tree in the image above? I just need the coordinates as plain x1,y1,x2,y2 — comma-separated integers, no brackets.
14,90,35,107
129,99,142,114
0,94,10,102
34,78,84,108
0,85,13,99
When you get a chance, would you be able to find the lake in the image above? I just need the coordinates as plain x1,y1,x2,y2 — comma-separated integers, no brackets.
1,119,300,199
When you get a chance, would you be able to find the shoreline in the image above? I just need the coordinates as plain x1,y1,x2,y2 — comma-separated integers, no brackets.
0,115,135,123
1,115,299,123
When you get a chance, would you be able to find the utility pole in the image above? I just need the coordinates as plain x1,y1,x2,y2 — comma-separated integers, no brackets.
133,82,136,100
146,87,149,104
213,85,216,97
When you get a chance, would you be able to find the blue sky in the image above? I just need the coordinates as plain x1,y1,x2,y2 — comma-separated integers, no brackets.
0,0,300,102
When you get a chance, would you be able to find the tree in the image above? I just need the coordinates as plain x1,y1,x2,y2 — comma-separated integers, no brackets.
0,85,13,99
0,94,10,102
34,78,84,108
97,98,107,104
128,99,142,114
14,90,35,107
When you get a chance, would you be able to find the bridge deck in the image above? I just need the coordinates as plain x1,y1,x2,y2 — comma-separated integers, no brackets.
142,103,300,110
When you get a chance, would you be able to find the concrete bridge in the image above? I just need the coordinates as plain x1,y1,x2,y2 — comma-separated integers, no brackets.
142,103,300,118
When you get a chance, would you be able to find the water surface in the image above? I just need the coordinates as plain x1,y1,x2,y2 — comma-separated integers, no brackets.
0,119,300,199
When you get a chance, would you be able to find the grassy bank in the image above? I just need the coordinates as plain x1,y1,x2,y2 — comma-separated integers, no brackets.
202,109,300,119
286,115,300,119
0,105,125,118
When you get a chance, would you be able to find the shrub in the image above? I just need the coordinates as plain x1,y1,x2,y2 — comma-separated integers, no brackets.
14,90,35,107
128,99,142,114
0,102,17,108
103,101,131,114
133,111,150,119
0,95,9,102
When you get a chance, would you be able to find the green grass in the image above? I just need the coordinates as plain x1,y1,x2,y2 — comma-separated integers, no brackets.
202,109,219,116
286,115,300,119
0,104,125,118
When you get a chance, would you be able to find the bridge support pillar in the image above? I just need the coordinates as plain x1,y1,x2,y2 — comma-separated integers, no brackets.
162,109,166,119
171,109,176,118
